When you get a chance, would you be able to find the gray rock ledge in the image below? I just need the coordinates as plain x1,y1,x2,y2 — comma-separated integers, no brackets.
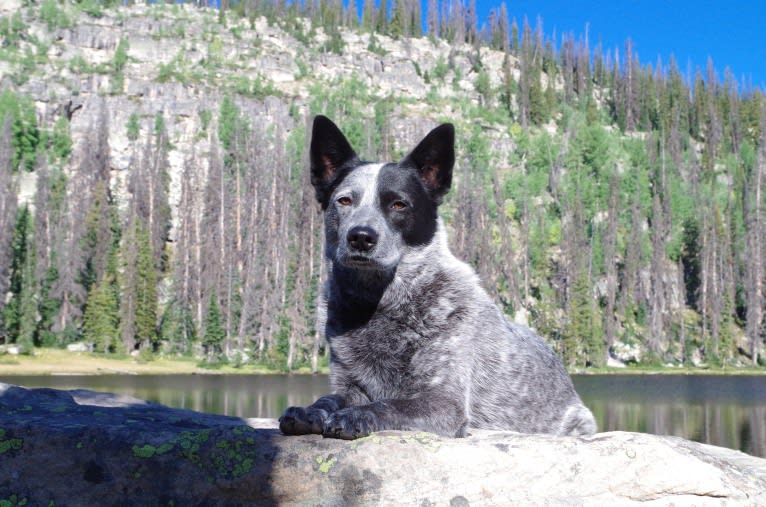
1,383,765,506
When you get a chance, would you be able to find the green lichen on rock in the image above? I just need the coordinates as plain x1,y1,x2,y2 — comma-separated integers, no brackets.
315,455,337,473
207,428,259,478
0,429,23,454
132,444,159,458
130,426,258,479
176,429,210,464
0,494,28,507
350,433,382,449
132,441,175,458
350,431,441,451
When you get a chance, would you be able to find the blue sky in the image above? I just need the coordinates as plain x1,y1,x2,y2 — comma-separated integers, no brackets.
471,0,766,91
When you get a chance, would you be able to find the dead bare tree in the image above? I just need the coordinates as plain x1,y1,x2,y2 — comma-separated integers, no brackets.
603,173,619,360
745,107,766,365
0,117,17,321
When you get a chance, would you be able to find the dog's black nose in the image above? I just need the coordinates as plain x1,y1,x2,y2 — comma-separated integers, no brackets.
347,226,378,252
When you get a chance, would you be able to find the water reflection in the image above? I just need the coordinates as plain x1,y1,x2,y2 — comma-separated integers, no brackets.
4,373,765,458
574,375,766,458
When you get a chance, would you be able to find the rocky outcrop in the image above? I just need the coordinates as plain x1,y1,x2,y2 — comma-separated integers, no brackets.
1,383,765,506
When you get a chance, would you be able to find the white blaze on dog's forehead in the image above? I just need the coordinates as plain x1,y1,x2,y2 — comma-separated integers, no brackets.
337,163,383,205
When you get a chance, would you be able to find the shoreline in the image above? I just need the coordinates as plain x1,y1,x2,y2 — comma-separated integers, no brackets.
1,348,764,377
0,348,324,376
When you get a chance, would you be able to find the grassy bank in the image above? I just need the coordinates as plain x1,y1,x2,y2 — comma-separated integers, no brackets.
1,348,763,377
0,348,324,376
574,365,766,376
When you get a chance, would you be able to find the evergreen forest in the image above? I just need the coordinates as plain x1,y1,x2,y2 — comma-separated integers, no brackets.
0,0,765,371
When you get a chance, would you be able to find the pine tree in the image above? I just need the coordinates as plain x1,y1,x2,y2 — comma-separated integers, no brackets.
82,274,119,353
409,0,422,37
518,17,532,127
563,272,590,367
0,89,40,172
203,292,225,360
361,0,376,31
82,180,117,293
389,0,406,38
510,17,519,53
376,0,389,33
32,157,62,347
500,52,515,116
149,112,172,273
51,115,72,163
160,302,197,356
134,220,158,351
17,232,38,352
1,205,31,343
681,217,702,309
36,263,59,347
119,216,138,352
496,3,510,52
529,68,549,124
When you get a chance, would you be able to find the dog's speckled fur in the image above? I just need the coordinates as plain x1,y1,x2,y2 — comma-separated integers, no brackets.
279,116,597,439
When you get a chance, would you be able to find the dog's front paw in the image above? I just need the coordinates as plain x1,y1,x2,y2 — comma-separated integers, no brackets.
322,408,378,440
279,406,328,435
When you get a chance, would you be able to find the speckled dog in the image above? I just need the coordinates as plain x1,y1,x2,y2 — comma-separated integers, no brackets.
279,116,596,440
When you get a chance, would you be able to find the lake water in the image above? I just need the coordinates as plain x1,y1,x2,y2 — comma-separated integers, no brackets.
3,373,765,458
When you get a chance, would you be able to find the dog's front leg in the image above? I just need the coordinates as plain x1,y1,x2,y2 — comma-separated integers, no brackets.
322,395,468,440
279,394,346,435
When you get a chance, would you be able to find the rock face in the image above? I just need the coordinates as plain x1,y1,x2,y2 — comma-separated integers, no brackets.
1,383,765,506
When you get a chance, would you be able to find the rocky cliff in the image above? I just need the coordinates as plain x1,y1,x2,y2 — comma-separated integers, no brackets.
1,383,765,506
3,1,506,221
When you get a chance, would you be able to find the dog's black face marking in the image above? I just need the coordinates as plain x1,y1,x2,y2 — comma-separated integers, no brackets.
377,164,438,247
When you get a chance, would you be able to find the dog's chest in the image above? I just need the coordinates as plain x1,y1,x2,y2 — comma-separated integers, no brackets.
324,271,468,399
326,307,438,398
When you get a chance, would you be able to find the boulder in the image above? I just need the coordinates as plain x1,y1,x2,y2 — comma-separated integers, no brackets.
66,342,91,353
1,383,765,506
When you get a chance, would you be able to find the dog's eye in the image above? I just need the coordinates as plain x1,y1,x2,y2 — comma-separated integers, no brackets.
337,196,352,206
390,201,407,211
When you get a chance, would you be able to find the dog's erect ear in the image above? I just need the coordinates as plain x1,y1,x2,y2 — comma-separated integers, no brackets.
310,115,359,206
401,123,455,202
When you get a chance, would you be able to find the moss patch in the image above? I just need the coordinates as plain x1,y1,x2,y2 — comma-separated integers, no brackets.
315,455,337,473
350,431,441,451
0,495,29,507
0,429,23,454
132,442,175,458
130,426,259,479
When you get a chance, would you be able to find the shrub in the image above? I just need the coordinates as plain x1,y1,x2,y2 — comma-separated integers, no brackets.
0,89,40,172
126,113,140,142
40,0,71,30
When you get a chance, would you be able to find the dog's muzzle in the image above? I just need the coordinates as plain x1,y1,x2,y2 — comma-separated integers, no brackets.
347,226,378,253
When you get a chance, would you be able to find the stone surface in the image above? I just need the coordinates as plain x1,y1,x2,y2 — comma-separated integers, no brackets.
1,383,765,506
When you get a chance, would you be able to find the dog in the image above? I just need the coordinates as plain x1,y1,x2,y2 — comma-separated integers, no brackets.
279,116,597,440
